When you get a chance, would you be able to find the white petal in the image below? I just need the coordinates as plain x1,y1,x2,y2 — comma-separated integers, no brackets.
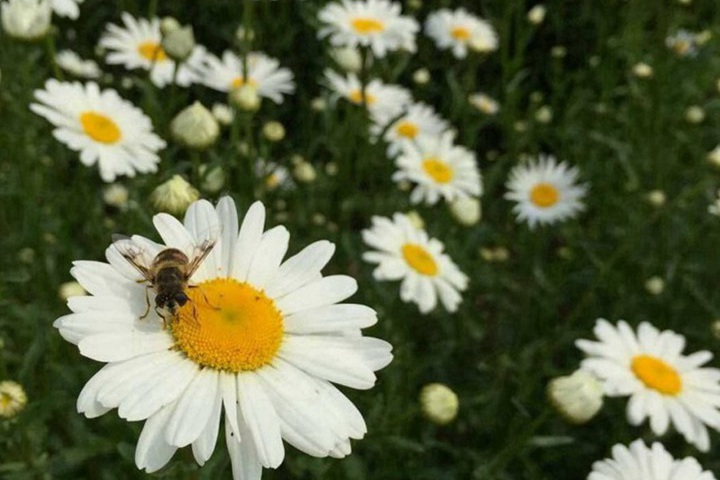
232,202,266,281
220,372,240,442
216,196,239,277
264,240,335,299
245,226,290,289
275,276,357,315
78,331,173,362
236,372,284,468
284,304,377,334
135,402,179,473
165,369,220,447
191,372,223,465
153,213,194,256
225,416,262,480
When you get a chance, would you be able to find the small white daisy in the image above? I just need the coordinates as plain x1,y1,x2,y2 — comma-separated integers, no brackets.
504,155,587,229
425,8,498,58
588,439,717,480
201,50,295,104
370,101,449,157
99,13,207,88
50,0,82,19
54,197,393,479
324,69,411,120
257,161,294,192
665,29,698,57
318,0,419,58
30,79,166,182
577,319,720,452
393,131,482,205
362,213,468,313
56,50,101,79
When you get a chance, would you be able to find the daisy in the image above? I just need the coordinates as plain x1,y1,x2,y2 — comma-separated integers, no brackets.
50,0,82,19
324,69,411,120
56,50,101,78
665,29,698,57
317,0,419,58
370,101,449,157
54,197,393,478
201,50,295,104
504,154,587,229
362,213,468,313
425,8,498,58
588,439,717,480
393,131,482,205
99,13,207,88
577,319,720,452
30,79,166,182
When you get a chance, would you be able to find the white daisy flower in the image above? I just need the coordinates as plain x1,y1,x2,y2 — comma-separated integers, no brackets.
257,161,294,192
98,13,207,88
317,0,419,58
50,0,82,19
56,50,101,78
362,213,468,313
324,69,411,120
577,319,720,452
54,197,393,478
665,29,698,57
201,50,295,104
393,131,482,206
30,79,166,182
588,439,717,480
504,154,587,229
425,8,498,58
370,101,449,157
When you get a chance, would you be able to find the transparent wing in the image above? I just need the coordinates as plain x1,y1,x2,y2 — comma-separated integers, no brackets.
185,235,220,279
111,234,155,283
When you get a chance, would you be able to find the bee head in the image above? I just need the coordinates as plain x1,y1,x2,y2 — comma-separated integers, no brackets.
174,292,189,308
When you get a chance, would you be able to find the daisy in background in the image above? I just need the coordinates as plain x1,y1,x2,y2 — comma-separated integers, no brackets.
588,439,717,480
504,154,587,229
362,213,468,313
393,131,482,206
54,197,393,479
370,101,449,157
99,13,207,88
577,319,720,452
425,8,498,59
202,51,295,104
31,79,166,182
50,0,82,19
318,0,419,58
56,50,101,79
324,69,411,120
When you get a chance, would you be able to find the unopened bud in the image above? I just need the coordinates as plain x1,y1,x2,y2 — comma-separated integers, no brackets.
420,383,458,425
170,102,220,150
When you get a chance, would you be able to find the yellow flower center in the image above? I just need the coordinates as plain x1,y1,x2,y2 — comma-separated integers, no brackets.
631,354,682,395
451,26,471,41
137,41,167,61
348,89,376,105
422,157,453,184
230,77,258,89
529,183,560,208
396,121,419,139
79,111,122,144
172,278,284,372
351,17,385,34
402,243,438,276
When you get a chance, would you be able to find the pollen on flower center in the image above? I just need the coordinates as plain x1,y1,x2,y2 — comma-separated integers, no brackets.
422,157,454,184
631,354,682,395
349,89,376,105
137,41,167,61
396,121,419,139
79,111,122,144
451,26,471,41
402,243,438,276
230,77,258,89
530,182,559,208
172,278,284,372
351,17,385,34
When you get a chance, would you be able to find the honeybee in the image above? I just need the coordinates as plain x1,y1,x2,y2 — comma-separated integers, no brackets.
111,233,219,324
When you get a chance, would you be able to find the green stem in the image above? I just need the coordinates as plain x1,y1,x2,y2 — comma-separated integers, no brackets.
243,113,255,200
148,0,158,18
44,34,62,80
191,151,201,186
241,0,254,77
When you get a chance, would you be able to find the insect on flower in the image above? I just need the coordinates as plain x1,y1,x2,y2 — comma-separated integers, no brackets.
111,231,219,325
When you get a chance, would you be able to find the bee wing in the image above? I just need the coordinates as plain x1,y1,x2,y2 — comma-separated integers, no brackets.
111,234,155,282
185,235,220,279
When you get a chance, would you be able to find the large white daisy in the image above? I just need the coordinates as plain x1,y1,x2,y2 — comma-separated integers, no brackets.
393,131,482,205
362,213,467,314
577,319,720,452
30,79,166,182
588,439,716,480
504,154,588,229
317,0,419,58
370,101,449,157
99,13,207,88
324,69,411,121
54,197,393,478
201,50,295,104
425,8,498,58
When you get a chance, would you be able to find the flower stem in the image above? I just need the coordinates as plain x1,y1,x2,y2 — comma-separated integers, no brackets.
44,33,63,80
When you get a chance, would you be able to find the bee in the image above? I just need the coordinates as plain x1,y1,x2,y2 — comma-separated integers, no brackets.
111,233,219,324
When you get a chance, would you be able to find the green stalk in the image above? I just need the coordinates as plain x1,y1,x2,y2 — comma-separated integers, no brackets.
44,33,63,80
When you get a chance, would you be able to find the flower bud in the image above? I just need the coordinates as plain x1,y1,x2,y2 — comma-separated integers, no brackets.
211,103,234,126
58,281,87,301
547,370,603,424
644,276,665,295
160,16,180,35
161,25,195,62
230,84,261,112
405,211,424,230
645,190,666,207
330,47,362,73
449,197,481,226
199,165,225,193
535,106,553,124
527,5,546,25
310,97,327,111
420,383,458,425
262,121,285,142
0,381,27,418
151,175,200,216
632,62,653,78
103,183,129,210
293,161,317,183
685,105,705,124
468,93,499,115
1,0,51,41
412,68,430,85
171,102,220,150
708,146,720,168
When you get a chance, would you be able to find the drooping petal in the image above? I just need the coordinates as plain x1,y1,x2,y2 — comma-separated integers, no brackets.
135,402,179,473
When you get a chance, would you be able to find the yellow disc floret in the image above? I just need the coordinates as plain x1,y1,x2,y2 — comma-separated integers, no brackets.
138,41,167,61
396,121,419,139
349,89,376,105
351,18,385,35
631,354,682,396
530,182,559,208
451,26,471,41
402,243,439,276
79,112,122,144
172,278,284,372
422,157,454,184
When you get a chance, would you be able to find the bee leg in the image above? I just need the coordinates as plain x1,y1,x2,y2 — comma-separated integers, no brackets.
155,307,168,329
139,285,152,320
189,284,220,311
